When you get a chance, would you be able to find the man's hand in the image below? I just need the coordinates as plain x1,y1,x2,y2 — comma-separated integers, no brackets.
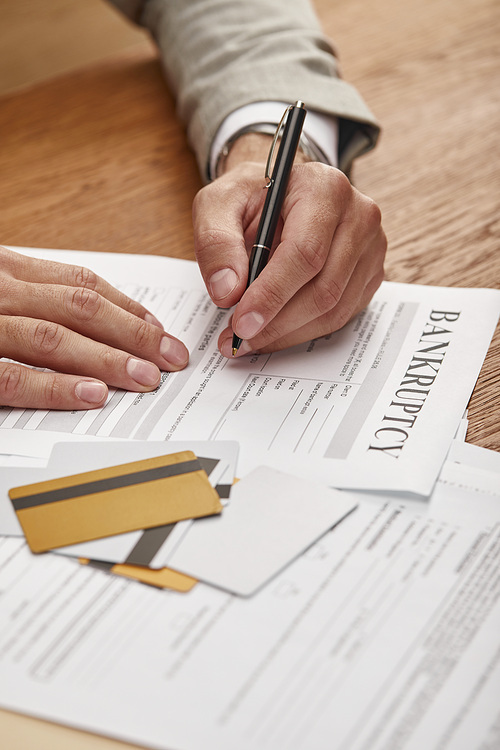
0,247,188,410
193,133,386,357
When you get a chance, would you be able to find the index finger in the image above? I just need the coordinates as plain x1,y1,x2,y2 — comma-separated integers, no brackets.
2,247,164,328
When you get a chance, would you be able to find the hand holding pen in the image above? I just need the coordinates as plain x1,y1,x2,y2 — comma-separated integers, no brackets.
192,105,387,357
231,101,307,355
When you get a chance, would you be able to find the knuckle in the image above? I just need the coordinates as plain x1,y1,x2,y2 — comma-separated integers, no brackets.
326,168,351,201
68,286,102,321
0,277,17,313
370,267,386,293
100,346,119,372
194,227,217,258
73,265,99,292
32,320,65,355
311,275,343,317
321,303,353,336
0,245,18,274
363,197,383,230
0,364,25,404
194,227,236,260
297,234,327,277
43,374,66,408
374,241,387,271
264,318,285,342
378,228,388,258
257,278,287,316
254,316,283,348
131,318,155,350
368,228,388,270
334,304,354,331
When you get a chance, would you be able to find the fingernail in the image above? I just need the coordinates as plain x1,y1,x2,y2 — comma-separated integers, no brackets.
160,336,189,367
208,268,239,300
75,381,107,404
126,358,160,386
235,311,265,340
145,312,164,329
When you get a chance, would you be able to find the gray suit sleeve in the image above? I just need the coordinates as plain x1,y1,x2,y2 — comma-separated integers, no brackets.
108,0,380,178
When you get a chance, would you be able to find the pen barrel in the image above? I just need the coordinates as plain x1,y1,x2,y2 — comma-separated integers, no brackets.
254,103,307,252
247,245,270,286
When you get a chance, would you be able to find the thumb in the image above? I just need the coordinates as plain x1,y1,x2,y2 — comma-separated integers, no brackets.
192,171,261,308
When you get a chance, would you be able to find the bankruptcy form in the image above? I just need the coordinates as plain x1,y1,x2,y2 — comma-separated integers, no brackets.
2,248,499,495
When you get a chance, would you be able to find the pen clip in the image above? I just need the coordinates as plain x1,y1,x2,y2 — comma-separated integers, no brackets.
264,105,293,189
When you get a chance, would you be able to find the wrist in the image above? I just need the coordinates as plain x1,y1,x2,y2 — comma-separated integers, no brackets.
219,132,313,176
209,104,338,180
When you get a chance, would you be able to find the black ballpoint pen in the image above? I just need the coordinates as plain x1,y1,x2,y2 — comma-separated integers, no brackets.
231,100,307,355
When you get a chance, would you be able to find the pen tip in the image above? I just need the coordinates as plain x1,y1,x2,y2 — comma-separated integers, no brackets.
232,348,238,357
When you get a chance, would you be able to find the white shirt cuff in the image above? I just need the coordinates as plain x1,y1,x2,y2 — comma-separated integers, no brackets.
209,101,338,179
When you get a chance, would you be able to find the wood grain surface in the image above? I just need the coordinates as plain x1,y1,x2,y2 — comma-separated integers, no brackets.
0,49,198,260
0,0,151,96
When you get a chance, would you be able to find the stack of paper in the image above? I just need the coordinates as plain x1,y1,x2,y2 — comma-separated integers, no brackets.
0,247,499,750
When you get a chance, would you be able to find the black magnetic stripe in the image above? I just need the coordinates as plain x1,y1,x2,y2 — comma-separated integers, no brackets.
197,456,219,478
124,524,175,566
11,458,201,511
123,458,222,566
87,560,114,572
215,483,231,499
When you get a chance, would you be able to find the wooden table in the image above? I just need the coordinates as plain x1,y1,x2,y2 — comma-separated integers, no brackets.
0,0,498,745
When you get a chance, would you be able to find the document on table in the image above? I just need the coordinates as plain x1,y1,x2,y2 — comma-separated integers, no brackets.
1,448,499,750
2,247,499,495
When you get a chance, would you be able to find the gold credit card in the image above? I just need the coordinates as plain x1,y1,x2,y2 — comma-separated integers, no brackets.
9,451,223,553
80,559,198,592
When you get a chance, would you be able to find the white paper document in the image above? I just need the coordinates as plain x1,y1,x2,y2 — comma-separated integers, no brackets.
1,454,499,750
1,247,499,496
